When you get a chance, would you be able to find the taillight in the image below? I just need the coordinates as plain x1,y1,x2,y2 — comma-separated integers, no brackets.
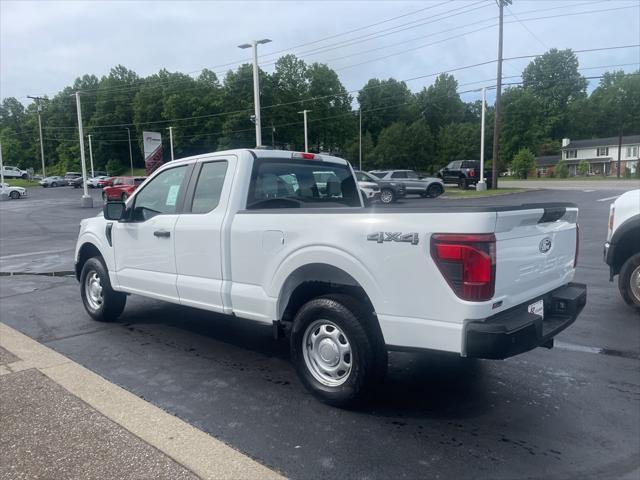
431,234,496,301
574,224,579,268
292,152,318,160
469,168,476,177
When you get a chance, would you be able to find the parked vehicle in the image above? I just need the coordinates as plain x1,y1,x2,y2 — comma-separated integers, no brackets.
39,176,66,187
75,149,586,406
0,183,27,199
369,169,444,198
97,177,115,188
355,170,406,204
64,172,82,185
1,165,29,179
101,176,146,202
438,160,493,189
604,189,640,309
353,170,380,204
87,176,109,188
70,176,85,188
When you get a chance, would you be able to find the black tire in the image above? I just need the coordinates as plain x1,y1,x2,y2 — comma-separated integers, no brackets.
458,178,467,189
426,183,444,198
102,191,107,202
9,191,20,199
51,182,58,187
121,192,129,201
618,253,640,308
21,173,28,179
290,294,387,407
379,188,395,204
80,257,126,322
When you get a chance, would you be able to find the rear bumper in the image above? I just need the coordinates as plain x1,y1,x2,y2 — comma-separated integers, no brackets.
464,282,587,360
603,241,617,279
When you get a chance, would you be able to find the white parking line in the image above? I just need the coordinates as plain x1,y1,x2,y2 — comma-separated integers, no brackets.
0,248,72,260
597,195,621,202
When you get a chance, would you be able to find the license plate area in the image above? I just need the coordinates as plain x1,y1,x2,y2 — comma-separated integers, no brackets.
527,299,544,319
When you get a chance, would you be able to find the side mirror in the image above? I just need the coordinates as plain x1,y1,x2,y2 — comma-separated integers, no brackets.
103,201,127,221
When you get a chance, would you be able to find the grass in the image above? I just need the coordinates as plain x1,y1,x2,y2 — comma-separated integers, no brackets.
443,186,526,198
1,178,40,188
500,176,638,181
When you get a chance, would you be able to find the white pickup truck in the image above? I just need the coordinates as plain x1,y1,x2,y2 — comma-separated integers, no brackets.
74,149,586,406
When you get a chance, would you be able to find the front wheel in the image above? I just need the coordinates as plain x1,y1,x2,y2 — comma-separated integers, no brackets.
290,294,387,407
427,183,444,198
102,191,107,202
379,188,395,204
80,257,127,322
51,182,58,187
21,173,28,179
9,191,20,199
121,192,129,201
618,253,640,309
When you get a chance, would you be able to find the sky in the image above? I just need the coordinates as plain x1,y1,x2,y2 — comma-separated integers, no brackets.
1,0,639,107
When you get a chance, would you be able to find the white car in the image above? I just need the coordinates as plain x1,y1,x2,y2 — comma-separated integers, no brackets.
0,182,27,199
1,165,28,179
74,149,586,406
87,176,109,188
604,189,640,308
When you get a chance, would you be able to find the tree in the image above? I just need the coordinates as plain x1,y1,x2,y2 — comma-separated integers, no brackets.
415,73,464,135
436,122,480,167
577,160,589,176
511,148,535,179
522,48,587,138
357,78,413,143
555,161,569,178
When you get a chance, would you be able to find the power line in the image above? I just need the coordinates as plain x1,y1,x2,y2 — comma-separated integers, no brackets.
505,5,548,51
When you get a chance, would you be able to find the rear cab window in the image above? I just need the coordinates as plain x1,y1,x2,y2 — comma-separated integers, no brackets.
247,158,360,209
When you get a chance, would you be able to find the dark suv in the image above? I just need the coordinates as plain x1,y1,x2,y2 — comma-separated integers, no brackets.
357,171,407,204
438,160,492,189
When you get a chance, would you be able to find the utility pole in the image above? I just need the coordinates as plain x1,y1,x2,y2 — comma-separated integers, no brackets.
298,110,311,153
0,142,7,201
87,135,95,178
271,121,275,148
27,95,46,177
238,38,272,148
167,126,175,161
359,108,363,171
491,0,511,190
477,87,487,191
126,128,134,175
74,92,92,207
617,127,623,178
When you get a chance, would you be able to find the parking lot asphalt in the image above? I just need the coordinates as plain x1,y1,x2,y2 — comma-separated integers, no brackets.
1,185,639,479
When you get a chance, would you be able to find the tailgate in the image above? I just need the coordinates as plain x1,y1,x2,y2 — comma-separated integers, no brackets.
494,204,578,309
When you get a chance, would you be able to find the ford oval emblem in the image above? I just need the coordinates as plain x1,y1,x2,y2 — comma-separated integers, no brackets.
539,237,552,253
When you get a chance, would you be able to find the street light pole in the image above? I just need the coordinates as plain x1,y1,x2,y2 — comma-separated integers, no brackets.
0,142,7,202
167,126,175,161
359,108,363,171
28,96,47,177
87,135,95,178
74,92,92,207
238,38,272,148
477,87,487,191
298,110,311,153
126,128,134,176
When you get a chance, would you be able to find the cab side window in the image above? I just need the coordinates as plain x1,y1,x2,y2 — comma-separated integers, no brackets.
190,161,228,214
132,166,187,221
391,171,407,179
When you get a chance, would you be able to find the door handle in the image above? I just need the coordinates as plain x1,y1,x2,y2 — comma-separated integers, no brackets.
154,230,170,238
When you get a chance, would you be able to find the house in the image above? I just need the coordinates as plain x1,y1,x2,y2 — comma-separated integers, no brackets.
560,135,640,176
534,155,561,177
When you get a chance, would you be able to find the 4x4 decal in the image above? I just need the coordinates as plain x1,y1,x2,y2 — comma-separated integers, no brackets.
367,232,419,245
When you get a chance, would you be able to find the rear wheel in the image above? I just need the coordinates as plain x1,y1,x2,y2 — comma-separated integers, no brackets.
80,257,126,322
427,183,444,198
618,253,640,308
21,173,28,179
102,191,107,202
121,192,129,201
51,182,58,187
9,191,20,199
380,188,395,204
290,294,387,407
458,178,467,189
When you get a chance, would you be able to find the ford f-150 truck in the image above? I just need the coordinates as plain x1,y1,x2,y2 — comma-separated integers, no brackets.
74,149,586,406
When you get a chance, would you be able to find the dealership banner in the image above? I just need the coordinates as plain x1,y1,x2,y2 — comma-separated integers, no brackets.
143,131,163,175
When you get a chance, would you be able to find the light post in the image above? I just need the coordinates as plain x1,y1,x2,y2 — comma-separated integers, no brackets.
126,128,134,176
0,142,8,201
167,126,174,161
359,108,362,171
238,38,272,148
298,110,311,153
87,134,95,178
74,92,92,207
477,87,487,191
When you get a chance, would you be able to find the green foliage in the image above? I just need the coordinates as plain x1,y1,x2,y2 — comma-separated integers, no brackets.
357,78,413,143
511,148,536,179
577,160,589,176
106,159,125,175
555,161,569,178
415,73,464,134
437,122,479,167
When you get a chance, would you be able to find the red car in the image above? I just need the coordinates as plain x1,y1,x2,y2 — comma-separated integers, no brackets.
102,176,146,202
97,177,115,188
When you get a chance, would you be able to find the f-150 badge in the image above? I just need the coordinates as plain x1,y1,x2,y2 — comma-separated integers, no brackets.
367,232,419,245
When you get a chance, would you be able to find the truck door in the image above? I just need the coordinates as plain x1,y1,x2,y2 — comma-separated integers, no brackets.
112,164,190,301
174,157,235,313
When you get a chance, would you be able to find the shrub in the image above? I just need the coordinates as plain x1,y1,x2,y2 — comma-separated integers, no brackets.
106,159,124,176
577,160,589,176
555,161,569,178
511,148,535,179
